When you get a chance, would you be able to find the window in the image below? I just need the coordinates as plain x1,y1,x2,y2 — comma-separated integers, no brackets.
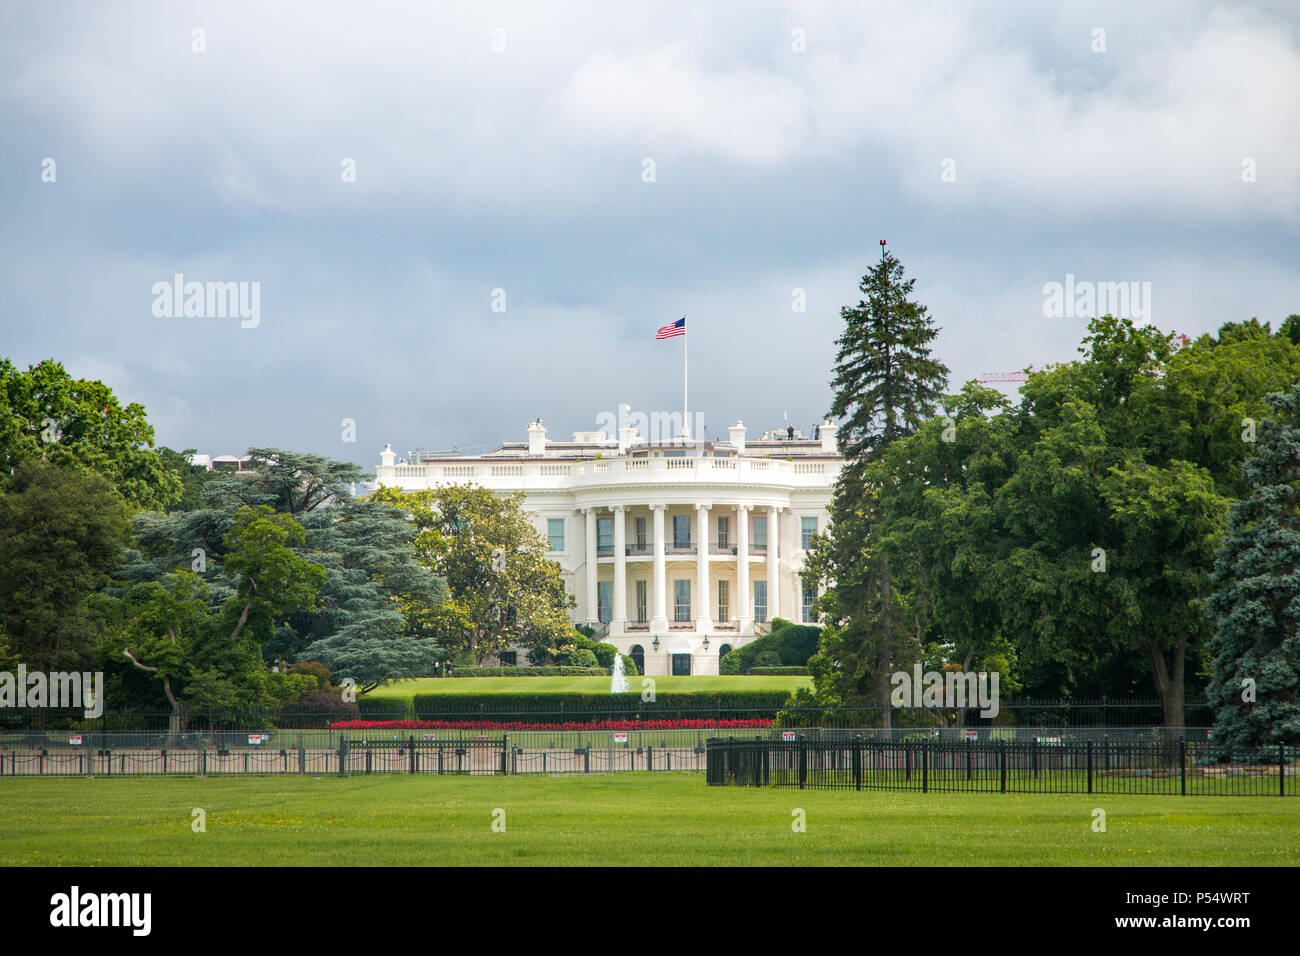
597,517,613,551
597,581,613,624
497,651,517,666
717,579,729,621
801,516,818,549
635,580,648,623
674,579,691,622
802,579,817,623
718,644,733,660
547,518,565,552
753,516,767,550
716,515,730,549
630,644,645,673
635,516,647,548
673,514,692,549
671,653,692,675
753,580,767,623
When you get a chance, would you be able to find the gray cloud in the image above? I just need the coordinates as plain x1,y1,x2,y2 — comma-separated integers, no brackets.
1,0,1297,469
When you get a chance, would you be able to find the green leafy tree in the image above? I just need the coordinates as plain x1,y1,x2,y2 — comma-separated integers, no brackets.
1205,384,1300,746
372,484,575,664
0,358,180,510
204,448,363,516
0,460,128,671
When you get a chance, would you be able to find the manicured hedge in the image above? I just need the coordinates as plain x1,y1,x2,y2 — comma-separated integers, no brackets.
449,666,608,678
719,620,821,674
749,666,810,675
410,690,792,721
357,697,413,718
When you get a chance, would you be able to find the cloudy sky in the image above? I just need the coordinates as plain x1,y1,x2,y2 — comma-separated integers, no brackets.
2,1,1298,469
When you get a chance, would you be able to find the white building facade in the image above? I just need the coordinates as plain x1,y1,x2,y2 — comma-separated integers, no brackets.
374,418,844,676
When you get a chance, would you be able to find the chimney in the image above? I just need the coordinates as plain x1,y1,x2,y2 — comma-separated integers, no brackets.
380,443,396,467
526,419,547,456
819,420,839,454
618,424,638,452
728,420,747,454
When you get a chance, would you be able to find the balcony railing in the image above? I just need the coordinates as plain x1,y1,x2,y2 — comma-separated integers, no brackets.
377,455,841,490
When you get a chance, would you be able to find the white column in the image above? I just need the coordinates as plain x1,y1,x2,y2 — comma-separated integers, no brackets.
612,505,627,635
650,504,668,631
584,506,598,624
736,505,751,631
695,503,711,630
793,569,803,624
767,506,781,622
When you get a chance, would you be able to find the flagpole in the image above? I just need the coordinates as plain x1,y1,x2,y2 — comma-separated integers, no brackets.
683,314,689,441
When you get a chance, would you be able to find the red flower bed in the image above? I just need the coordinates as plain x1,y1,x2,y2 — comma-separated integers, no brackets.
329,718,773,731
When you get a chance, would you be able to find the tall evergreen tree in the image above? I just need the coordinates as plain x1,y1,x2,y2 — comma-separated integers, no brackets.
806,244,949,724
1205,384,1300,746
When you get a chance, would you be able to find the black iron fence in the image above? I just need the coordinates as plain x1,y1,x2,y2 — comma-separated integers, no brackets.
706,736,1297,797
0,730,708,777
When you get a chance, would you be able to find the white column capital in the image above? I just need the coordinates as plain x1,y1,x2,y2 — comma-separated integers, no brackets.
735,503,753,514
648,502,668,512
693,502,712,512
612,504,626,514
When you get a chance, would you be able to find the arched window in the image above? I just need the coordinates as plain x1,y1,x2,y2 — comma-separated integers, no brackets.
630,644,645,674
718,643,733,660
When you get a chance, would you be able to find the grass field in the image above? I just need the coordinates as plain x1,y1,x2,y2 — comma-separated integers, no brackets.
2,774,1296,866
365,675,810,698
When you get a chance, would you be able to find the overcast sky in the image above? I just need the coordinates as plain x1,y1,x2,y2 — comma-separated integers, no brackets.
2,1,1298,470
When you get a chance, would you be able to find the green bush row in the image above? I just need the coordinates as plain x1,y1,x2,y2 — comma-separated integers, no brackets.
409,689,793,720
749,666,810,675
449,666,609,677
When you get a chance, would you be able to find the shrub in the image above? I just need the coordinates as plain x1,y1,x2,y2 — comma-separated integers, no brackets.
750,666,810,675
409,689,792,722
288,661,333,690
570,649,599,667
357,697,412,719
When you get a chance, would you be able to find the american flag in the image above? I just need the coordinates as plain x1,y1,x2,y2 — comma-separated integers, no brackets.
656,317,686,339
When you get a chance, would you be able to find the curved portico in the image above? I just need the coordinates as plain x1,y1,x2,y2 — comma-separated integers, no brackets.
375,419,843,675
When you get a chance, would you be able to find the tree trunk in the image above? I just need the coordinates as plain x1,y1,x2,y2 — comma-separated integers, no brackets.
878,553,893,730
1141,635,1186,732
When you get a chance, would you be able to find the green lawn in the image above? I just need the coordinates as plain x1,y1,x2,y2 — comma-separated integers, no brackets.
366,675,810,698
1,774,1296,866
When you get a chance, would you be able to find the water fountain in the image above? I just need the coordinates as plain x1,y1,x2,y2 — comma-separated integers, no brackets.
610,653,629,693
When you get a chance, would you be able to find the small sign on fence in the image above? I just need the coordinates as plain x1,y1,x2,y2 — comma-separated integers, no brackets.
422,733,438,740
964,730,978,740
613,733,628,743
247,734,265,745
782,731,797,742
68,734,82,746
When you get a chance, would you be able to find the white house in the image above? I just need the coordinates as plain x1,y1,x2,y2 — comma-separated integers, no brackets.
374,417,844,675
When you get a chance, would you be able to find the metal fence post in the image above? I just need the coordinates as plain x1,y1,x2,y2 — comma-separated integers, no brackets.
921,741,928,793
1180,738,1187,796
501,736,508,775
409,735,416,775
798,735,807,789
298,745,306,775
1086,740,1093,794
853,736,862,791
1281,743,1287,798
999,740,1006,793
